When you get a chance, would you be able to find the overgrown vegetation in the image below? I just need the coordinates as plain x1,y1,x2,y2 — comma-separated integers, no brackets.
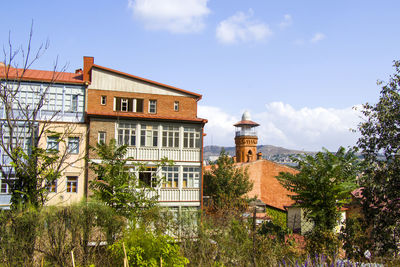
277,147,360,255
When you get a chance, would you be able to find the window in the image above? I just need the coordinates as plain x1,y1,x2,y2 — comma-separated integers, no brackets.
183,167,200,188
98,132,106,144
72,95,78,112
46,179,57,193
183,127,201,148
0,173,16,194
162,126,179,148
117,123,136,146
115,98,144,112
68,137,79,154
101,95,107,105
162,166,179,188
140,125,158,147
149,100,157,113
47,136,59,151
139,167,158,187
121,98,128,112
66,176,78,193
174,101,179,111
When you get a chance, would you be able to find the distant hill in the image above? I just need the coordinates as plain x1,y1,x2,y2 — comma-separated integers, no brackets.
204,145,314,161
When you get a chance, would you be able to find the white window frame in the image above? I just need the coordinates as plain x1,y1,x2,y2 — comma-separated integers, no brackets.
183,127,201,148
140,124,158,147
98,132,106,144
162,126,179,148
46,179,57,193
183,167,200,188
71,94,78,112
174,101,179,111
68,137,79,154
101,95,107,105
162,166,179,188
47,136,59,151
121,98,128,112
138,166,158,187
149,100,157,114
117,123,136,146
66,176,78,193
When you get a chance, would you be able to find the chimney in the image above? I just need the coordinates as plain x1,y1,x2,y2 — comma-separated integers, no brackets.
83,56,94,83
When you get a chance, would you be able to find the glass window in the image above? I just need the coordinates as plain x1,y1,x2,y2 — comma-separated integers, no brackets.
121,98,128,112
117,123,136,146
183,167,200,188
162,126,179,148
138,167,158,187
47,136,59,151
72,95,78,112
162,166,179,188
140,125,158,147
68,137,79,154
149,100,157,113
66,176,78,193
0,178,8,194
46,179,57,193
101,95,107,105
174,101,179,111
183,127,201,148
98,132,106,144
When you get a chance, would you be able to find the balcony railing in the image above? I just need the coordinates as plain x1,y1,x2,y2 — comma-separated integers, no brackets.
146,188,200,202
235,129,257,137
126,147,200,162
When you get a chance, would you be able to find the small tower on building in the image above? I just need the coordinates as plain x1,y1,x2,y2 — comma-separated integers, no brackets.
234,111,260,163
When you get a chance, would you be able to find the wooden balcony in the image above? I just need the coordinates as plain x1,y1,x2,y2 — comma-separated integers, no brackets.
126,147,200,162
146,188,200,202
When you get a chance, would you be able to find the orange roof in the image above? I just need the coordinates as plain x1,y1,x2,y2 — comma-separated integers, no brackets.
86,111,207,124
0,67,85,84
91,64,202,100
234,120,260,127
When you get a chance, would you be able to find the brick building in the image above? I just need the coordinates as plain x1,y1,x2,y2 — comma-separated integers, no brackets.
83,57,207,213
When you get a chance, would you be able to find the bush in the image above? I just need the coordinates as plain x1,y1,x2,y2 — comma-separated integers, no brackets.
109,227,188,267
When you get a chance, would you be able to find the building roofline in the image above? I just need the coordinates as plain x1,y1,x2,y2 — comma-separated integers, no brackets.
0,67,85,85
234,120,260,127
90,64,203,100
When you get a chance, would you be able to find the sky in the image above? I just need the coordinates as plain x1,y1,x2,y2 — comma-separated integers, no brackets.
2,0,400,151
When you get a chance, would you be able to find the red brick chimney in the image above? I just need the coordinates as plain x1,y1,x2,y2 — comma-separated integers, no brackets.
83,56,94,84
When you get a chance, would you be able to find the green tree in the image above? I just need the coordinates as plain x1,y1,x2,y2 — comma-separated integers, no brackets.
277,147,359,254
203,149,253,211
357,60,400,257
89,139,168,219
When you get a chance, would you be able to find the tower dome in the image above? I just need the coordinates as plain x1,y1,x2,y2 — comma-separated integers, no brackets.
242,110,251,121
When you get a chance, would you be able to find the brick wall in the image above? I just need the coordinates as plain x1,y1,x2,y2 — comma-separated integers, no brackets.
87,118,116,159
87,89,198,119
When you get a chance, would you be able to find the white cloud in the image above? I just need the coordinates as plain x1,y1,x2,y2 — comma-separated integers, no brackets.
199,102,362,152
279,14,292,29
128,0,210,33
216,9,273,44
310,32,326,43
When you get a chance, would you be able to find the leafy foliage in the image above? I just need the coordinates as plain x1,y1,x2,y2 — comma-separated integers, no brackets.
204,149,253,211
109,228,188,267
265,206,288,230
357,60,400,257
277,147,359,254
89,139,165,219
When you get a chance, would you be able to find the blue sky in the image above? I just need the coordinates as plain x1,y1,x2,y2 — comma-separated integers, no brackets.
2,0,400,151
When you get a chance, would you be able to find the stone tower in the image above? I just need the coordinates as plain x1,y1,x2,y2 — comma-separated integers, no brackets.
234,111,260,163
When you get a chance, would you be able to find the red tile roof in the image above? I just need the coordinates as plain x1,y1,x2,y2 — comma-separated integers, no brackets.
234,120,260,127
91,64,203,100
86,111,207,124
0,66,85,84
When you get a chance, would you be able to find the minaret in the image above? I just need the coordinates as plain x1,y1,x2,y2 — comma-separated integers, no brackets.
234,111,260,163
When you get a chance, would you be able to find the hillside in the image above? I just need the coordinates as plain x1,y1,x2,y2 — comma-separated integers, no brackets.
204,145,314,162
